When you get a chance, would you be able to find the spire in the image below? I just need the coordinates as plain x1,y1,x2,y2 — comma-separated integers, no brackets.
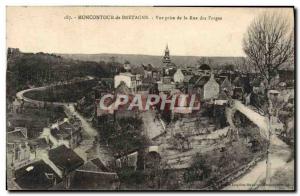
163,44,171,64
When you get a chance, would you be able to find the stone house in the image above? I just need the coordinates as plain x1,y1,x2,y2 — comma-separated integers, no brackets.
48,145,84,189
188,74,220,100
173,69,185,83
217,76,232,95
114,72,139,91
7,127,31,169
50,120,82,149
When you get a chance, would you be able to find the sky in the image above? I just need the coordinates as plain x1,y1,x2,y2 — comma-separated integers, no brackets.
6,7,294,57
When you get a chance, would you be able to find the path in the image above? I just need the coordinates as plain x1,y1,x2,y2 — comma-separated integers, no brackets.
223,100,291,190
15,77,114,166
223,128,291,190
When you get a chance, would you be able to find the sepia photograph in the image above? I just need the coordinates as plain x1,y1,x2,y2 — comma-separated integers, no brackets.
6,6,295,191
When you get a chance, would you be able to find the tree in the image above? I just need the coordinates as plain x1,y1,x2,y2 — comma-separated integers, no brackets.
243,11,294,187
243,11,294,89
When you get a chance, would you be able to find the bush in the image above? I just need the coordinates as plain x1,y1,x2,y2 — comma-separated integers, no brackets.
118,168,146,185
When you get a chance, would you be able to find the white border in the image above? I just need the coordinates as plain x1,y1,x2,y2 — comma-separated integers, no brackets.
0,1,298,196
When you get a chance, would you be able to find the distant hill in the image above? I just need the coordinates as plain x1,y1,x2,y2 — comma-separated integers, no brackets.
57,53,245,68
6,48,123,96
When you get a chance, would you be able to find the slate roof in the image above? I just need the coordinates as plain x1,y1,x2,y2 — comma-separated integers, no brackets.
181,69,192,76
48,145,84,173
188,75,201,84
14,160,62,190
216,76,227,85
196,76,210,87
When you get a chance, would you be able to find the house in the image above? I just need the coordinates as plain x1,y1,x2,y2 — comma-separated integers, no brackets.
188,74,219,100
48,145,84,189
28,137,51,158
203,75,220,100
216,76,232,94
173,69,185,83
233,75,252,94
157,75,176,92
65,160,119,190
116,151,138,171
14,160,62,190
181,69,193,84
157,81,176,92
50,120,82,149
143,64,155,78
278,63,294,88
48,145,84,174
7,127,31,169
114,72,138,91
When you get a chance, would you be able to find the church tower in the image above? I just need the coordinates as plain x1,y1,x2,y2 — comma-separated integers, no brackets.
162,44,171,65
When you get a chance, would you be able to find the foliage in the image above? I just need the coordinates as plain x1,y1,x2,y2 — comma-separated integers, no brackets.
118,168,146,185
7,50,122,97
23,80,97,102
98,116,150,157
185,139,262,185
184,153,213,182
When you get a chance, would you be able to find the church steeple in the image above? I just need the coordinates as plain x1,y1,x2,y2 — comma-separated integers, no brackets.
162,44,171,64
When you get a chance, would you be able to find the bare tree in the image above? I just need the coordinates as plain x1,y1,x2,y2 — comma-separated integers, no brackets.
243,11,294,187
243,11,294,89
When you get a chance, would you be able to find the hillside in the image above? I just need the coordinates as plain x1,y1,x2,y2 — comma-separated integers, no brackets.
58,53,245,68
6,48,123,97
